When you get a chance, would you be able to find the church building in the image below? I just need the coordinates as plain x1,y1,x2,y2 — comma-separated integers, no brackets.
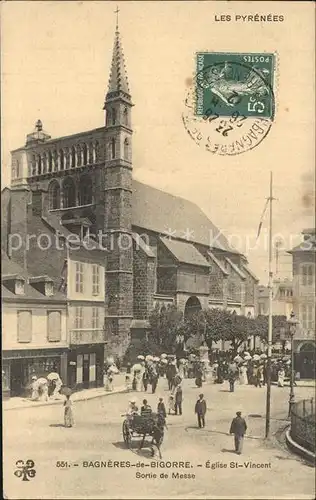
1,19,259,393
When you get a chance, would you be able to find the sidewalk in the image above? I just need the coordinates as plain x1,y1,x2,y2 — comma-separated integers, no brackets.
271,379,315,388
3,374,127,411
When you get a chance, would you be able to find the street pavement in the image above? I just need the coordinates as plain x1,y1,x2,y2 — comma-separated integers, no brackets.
3,376,315,499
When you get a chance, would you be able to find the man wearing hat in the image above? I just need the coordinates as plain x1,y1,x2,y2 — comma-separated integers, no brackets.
229,411,247,455
194,394,207,428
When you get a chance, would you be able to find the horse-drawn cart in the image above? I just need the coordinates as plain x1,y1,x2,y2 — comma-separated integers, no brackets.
122,412,165,453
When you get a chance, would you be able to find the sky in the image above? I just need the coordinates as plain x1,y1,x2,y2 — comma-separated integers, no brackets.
1,1,315,283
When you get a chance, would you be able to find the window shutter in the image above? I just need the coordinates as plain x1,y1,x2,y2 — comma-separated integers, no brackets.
17,311,32,343
47,311,62,342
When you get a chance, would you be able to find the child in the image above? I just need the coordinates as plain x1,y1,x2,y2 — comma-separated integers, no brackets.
125,374,132,391
64,395,74,428
168,394,175,415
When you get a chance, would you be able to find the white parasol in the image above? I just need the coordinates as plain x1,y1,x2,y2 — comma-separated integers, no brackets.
253,354,260,361
243,351,250,357
107,365,119,374
179,358,186,363
132,363,143,372
153,356,160,362
33,377,48,389
160,353,167,358
47,372,60,381
234,355,243,362
137,355,145,360
285,359,291,365
260,354,267,359
161,359,168,364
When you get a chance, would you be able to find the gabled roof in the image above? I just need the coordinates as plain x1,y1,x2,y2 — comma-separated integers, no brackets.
1,252,65,301
242,264,259,282
2,283,66,302
225,257,246,279
133,233,155,258
207,251,229,275
159,237,209,267
1,253,27,278
132,180,234,252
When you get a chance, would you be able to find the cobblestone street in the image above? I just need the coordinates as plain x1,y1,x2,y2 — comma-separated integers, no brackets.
3,377,315,499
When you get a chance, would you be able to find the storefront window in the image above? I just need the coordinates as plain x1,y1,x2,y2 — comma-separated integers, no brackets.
2,363,10,392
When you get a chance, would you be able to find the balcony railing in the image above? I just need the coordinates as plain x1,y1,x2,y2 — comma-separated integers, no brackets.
69,329,105,345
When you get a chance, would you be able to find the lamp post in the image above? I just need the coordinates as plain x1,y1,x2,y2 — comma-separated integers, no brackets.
288,311,299,418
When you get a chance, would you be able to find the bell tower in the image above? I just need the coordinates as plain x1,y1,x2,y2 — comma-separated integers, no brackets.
103,9,134,356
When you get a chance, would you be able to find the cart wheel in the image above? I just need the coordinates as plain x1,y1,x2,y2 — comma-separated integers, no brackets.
122,420,131,448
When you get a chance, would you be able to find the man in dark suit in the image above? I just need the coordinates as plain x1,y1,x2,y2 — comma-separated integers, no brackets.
157,397,167,418
229,411,247,454
175,385,183,415
194,393,207,428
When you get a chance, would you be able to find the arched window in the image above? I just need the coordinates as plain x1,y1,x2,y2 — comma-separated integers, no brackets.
32,155,36,176
88,143,94,163
48,180,60,210
94,141,99,162
111,138,116,159
79,175,92,206
63,177,76,208
83,144,88,165
64,147,70,169
48,151,53,172
53,150,58,171
71,146,76,168
77,145,82,167
37,155,42,175
42,154,47,174
112,108,117,125
123,107,128,126
124,138,129,160
59,149,64,170
106,110,111,127
16,160,20,178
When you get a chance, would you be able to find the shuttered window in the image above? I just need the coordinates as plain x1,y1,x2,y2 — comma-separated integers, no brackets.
17,311,32,343
47,311,62,342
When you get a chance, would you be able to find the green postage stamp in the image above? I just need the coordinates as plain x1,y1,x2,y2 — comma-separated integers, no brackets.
195,52,275,119
182,52,276,156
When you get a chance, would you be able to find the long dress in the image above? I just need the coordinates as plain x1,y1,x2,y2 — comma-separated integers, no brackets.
239,366,248,385
64,399,74,427
278,369,285,387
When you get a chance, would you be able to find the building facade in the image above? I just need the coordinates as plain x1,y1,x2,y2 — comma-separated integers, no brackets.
2,254,68,397
257,279,293,318
2,20,259,383
289,228,316,379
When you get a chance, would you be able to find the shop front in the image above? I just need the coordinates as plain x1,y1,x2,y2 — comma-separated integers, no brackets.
67,345,104,390
3,348,68,398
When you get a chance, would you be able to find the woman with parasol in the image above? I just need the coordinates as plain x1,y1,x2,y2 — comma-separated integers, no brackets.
132,362,143,392
47,372,63,399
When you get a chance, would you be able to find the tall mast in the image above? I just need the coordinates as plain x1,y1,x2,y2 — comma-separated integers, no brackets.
265,171,274,438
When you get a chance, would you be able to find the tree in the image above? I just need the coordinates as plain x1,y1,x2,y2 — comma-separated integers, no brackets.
184,308,250,355
252,315,289,343
148,304,185,353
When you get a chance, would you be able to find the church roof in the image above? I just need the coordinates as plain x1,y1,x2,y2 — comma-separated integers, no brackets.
159,237,210,267
132,180,234,252
107,23,130,96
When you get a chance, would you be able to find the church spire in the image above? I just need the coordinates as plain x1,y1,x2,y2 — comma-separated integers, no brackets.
106,7,130,101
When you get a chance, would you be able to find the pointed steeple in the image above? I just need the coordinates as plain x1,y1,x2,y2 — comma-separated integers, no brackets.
106,8,130,101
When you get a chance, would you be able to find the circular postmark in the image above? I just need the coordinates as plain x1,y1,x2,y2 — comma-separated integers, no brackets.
182,57,275,156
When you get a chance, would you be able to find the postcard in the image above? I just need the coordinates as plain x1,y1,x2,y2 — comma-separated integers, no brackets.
1,1,315,499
